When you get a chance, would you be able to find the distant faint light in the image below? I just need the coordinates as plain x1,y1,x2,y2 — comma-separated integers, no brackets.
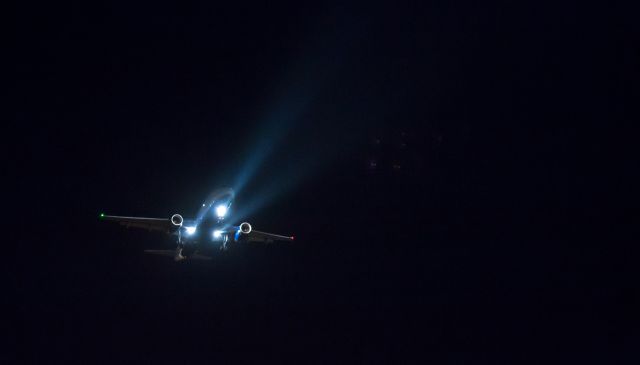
100,213,105,218
185,226,196,235
213,230,223,239
215,205,228,218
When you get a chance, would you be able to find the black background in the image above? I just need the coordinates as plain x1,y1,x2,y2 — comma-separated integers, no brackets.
12,0,639,363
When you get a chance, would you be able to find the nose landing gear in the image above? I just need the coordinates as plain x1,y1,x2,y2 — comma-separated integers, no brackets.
174,230,186,261
219,233,229,251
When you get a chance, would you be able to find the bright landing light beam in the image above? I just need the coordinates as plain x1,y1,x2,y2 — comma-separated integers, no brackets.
215,205,228,218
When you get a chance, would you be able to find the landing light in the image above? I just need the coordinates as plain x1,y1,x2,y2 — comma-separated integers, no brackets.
185,226,196,235
215,205,228,218
213,230,223,239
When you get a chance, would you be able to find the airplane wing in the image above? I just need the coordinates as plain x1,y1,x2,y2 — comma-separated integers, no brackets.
100,214,176,233
226,224,295,243
247,230,294,243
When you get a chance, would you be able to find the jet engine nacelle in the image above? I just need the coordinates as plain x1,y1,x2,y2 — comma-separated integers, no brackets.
170,214,183,227
234,222,252,242
239,222,252,234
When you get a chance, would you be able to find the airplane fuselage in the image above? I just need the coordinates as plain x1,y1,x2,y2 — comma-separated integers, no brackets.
101,187,292,261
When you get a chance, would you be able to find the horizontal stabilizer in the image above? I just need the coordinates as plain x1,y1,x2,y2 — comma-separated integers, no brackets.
143,249,175,258
144,250,211,261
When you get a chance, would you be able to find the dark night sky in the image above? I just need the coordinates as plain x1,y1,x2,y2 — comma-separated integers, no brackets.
11,0,639,363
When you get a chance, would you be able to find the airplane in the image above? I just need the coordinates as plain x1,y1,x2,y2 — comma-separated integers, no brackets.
99,188,294,261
